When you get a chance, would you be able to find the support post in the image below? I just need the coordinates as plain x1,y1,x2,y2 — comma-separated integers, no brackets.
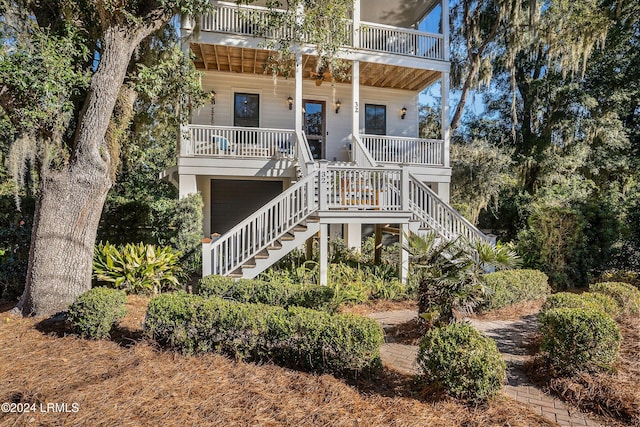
442,0,450,61
319,223,328,286
352,61,360,142
353,0,361,48
305,236,314,260
295,50,303,132
400,165,410,211
318,160,329,211
179,174,197,199
344,223,362,252
441,73,450,168
202,240,212,277
374,224,382,265
399,223,410,284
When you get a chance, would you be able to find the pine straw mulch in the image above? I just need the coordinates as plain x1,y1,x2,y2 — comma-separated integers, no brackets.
0,296,556,427
338,299,418,316
527,317,640,427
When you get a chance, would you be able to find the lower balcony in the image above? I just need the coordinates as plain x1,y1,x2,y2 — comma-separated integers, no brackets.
358,134,445,166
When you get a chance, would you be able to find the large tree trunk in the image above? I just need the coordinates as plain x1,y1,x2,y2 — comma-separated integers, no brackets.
18,168,111,315
15,20,164,317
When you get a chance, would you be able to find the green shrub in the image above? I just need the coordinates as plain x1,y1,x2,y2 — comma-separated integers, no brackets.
597,270,640,288
93,242,182,295
197,275,335,311
417,322,506,402
539,307,621,374
590,281,640,316
541,292,621,318
480,269,551,311
67,287,127,339
144,293,383,374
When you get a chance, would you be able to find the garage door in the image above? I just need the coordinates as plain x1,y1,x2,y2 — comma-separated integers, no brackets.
210,179,283,234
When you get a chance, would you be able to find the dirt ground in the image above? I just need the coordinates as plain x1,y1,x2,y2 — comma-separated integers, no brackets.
0,296,557,427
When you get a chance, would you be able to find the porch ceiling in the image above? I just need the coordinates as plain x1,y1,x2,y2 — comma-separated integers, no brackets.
191,43,440,91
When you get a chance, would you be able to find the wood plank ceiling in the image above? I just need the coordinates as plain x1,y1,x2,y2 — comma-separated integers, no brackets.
191,43,440,91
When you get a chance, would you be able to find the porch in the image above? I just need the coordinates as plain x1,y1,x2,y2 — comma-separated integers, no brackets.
180,124,446,168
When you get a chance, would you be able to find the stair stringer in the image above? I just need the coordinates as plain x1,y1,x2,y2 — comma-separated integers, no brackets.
240,220,320,279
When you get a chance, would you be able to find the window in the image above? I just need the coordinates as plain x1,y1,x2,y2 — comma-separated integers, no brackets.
365,104,386,135
234,93,259,127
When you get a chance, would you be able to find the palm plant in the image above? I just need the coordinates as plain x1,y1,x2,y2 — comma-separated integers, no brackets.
406,233,520,326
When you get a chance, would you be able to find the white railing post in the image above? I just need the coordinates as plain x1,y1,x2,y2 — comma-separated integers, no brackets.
318,160,329,211
400,164,410,211
202,238,212,277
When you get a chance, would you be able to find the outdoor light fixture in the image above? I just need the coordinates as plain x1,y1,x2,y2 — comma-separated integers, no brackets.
335,100,341,114
210,90,216,104
287,96,293,110
401,106,407,119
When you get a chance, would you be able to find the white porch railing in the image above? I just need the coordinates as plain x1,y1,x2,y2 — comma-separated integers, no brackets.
184,125,297,159
361,134,444,166
203,163,491,277
201,2,293,39
349,134,378,167
408,174,491,243
359,22,444,60
324,165,402,210
200,3,445,61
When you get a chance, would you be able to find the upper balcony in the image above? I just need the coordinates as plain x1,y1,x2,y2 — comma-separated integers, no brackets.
199,1,445,61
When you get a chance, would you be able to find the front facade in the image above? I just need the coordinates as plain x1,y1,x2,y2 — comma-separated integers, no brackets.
166,0,489,284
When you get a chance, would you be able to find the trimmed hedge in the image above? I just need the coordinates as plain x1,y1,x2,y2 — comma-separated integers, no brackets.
67,287,127,339
197,275,335,311
590,281,640,316
480,269,551,311
417,322,506,402
144,293,383,374
541,292,621,318
539,307,621,374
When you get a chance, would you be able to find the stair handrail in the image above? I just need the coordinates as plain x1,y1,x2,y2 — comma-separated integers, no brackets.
206,171,319,276
295,130,317,176
408,173,491,244
350,134,378,168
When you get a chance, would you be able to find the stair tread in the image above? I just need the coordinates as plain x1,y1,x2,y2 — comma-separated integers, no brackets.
280,233,295,241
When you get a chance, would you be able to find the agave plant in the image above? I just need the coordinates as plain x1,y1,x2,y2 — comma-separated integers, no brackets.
93,242,182,295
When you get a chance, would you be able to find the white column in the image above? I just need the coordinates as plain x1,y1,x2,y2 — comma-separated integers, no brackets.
318,160,328,210
295,50,303,132
179,174,197,199
441,73,450,168
399,223,410,284
351,60,360,144
442,0,450,61
202,241,212,277
353,0,361,48
436,182,450,203
319,223,329,286
344,223,362,252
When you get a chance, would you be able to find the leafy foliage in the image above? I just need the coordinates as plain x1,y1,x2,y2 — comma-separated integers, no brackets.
408,233,520,325
93,242,182,295
417,322,506,402
67,287,127,340
590,281,640,316
144,293,384,375
197,275,335,311
480,269,551,311
539,307,621,375
541,292,621,318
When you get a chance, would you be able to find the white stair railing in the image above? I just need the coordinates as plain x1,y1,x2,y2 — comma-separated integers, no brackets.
207,172,319,276
350,134,378,167
408,173,491,243
324,166,402,210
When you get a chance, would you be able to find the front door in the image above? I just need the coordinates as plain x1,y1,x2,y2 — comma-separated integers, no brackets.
304,100,325,160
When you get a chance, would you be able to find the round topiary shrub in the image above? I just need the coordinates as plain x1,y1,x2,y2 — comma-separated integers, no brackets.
67,287,127,339
590,281,640,316
417,322,506,402
542,292,621,318
539,307,621,375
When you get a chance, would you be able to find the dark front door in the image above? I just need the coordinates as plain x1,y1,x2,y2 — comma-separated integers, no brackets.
304,100,325,160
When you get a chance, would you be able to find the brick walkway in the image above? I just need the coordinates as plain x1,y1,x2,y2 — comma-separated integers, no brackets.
367,310,600,427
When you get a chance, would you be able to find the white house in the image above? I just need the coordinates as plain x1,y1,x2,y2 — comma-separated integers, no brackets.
163,0,489,285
